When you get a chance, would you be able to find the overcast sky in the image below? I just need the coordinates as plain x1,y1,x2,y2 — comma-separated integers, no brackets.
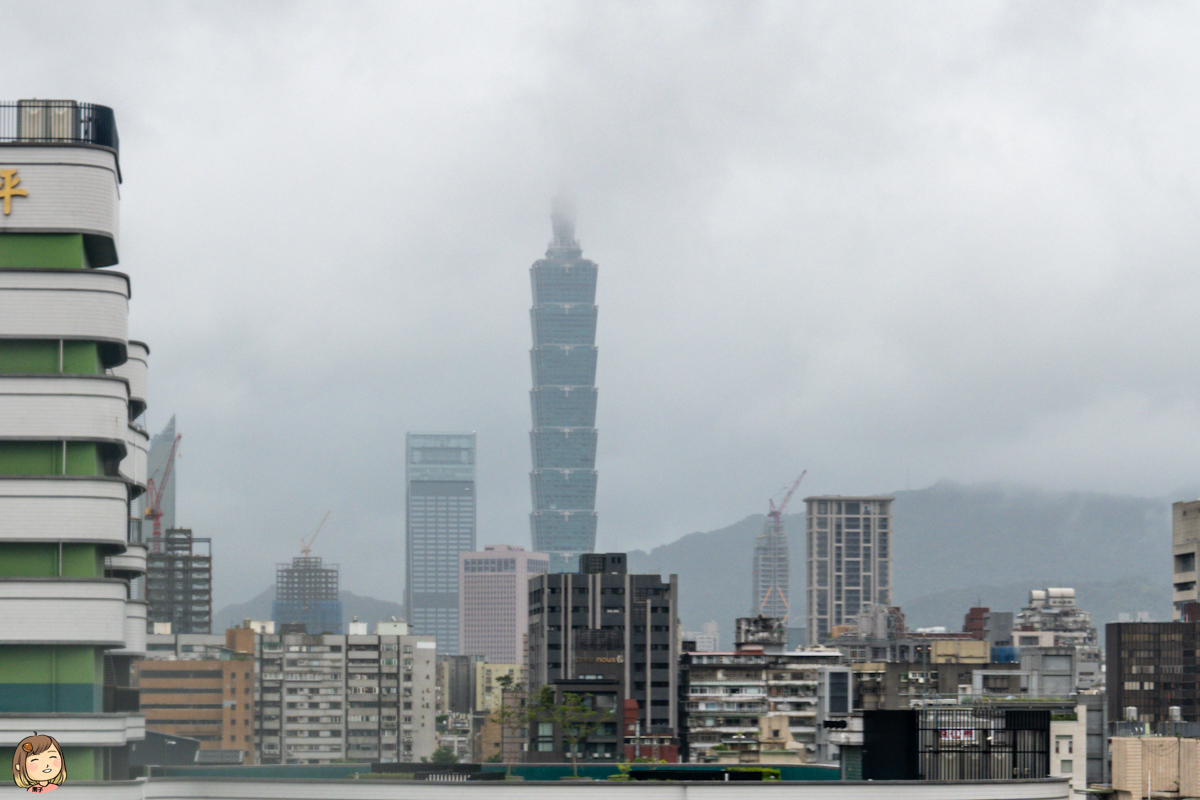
8,1,1200,610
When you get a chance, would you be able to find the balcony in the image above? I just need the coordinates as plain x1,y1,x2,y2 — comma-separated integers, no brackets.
0,101,118,154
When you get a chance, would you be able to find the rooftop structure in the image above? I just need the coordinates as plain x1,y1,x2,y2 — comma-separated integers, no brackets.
529,197,599,573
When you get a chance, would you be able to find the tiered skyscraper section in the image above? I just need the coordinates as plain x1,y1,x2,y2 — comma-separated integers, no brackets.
529,199,599,573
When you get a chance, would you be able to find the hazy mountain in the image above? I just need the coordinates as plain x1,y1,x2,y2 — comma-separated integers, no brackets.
629,480,1173,647
212,586,405,633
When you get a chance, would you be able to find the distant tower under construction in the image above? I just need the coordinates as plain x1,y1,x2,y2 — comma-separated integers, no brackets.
752,473,805,622
273,556,342,634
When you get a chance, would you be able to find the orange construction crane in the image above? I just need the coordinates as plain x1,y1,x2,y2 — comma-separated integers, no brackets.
144,433,182,554
301,511,330,557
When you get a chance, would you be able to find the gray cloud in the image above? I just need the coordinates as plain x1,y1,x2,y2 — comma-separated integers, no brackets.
7,1,1200,609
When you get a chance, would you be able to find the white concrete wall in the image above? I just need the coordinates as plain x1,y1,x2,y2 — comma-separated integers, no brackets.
0,477,128,544
0,578,128,645
112,340,148,409
0,147,120,249
0,712,143,747
0,375,128,442
0,268,128,340
69,777,1071,800
121,423,148,488
109,599,148,656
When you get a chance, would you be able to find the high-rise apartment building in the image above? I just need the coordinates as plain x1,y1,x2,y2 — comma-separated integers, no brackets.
146,527,212,633
255,629,437,764
273,555,342,635
459,544,549,664
146,415,177,528
529,199,599,573
1173,500,1200,619
527,553,680,737
805,496,894,645
0,99,147,780
405,432,476,654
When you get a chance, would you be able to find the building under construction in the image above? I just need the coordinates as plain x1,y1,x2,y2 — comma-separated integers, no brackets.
751,473,805,622
146,527,212,633
273,556,342,634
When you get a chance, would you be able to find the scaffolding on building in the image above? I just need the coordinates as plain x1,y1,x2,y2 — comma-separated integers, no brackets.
752,472,805,622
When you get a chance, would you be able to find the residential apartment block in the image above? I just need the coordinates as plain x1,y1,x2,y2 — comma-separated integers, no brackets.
805,496,893,645
459,544,548,664
255,630,436,764
680,616,852,764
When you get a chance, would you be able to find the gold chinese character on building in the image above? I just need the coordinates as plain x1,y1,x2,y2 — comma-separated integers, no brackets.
0,169,29,215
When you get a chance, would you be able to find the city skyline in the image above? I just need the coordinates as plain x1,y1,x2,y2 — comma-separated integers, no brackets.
12,5,1200,614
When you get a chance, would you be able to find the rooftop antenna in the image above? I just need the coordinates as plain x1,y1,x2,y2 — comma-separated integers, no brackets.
549,193,578,249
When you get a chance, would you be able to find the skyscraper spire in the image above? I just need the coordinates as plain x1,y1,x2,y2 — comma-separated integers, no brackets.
549,193,578,251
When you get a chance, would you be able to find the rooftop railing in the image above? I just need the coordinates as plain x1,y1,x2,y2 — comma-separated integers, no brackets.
0,100,119,154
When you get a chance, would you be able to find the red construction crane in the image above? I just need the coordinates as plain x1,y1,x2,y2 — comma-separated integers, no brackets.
767,470,807,537
144,433,181,554
754,470,807,620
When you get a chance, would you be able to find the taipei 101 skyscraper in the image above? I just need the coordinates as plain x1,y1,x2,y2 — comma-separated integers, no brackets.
529,197,599,572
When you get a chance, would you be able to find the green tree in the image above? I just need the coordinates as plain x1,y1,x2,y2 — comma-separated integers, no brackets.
526,686,615,778
429,746,459,764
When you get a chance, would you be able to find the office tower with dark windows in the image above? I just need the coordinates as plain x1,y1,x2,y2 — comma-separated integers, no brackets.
526,553,680,748
805,496,894,645
405,432,476,655
529,198,599,573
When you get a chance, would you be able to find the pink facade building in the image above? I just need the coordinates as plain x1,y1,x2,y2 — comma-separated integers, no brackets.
459,545,550,664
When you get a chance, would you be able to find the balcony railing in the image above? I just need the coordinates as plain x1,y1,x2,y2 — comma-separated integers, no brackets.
0,100,119,153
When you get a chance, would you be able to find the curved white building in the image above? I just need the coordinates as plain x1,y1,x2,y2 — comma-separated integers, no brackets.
0,99,146,780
